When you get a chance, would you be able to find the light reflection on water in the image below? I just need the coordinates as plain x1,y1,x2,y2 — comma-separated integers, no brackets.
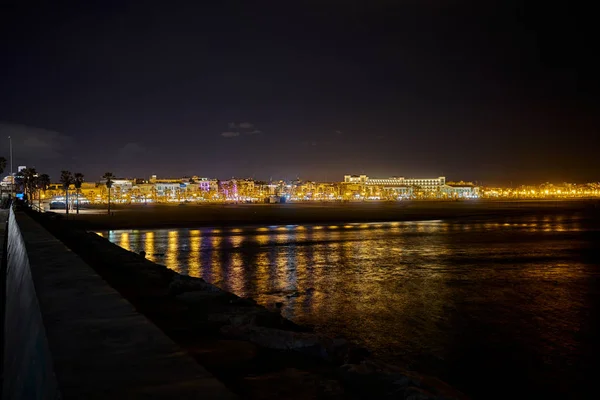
100,214,599,399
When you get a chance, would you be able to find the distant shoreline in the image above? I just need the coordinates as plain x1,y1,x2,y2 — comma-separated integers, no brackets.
63,199,600,231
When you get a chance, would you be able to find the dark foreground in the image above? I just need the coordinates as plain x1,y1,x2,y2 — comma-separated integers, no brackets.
67,200,599,230
28,208,467,400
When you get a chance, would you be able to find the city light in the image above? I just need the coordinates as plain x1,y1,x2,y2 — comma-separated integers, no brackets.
18,173,600,209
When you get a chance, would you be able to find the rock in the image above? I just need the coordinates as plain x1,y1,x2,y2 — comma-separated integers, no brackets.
221,325,323,350
405,372,468,400
175,291,223,304
220,325,352,363
241,368,344,400
168,274,224,295
338,360,468,400
185,339,258,369
404,386,437,400
338,361,412,398
208,307,268,326
344,346,371,364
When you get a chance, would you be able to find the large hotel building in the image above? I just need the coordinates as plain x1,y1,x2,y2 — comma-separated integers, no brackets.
343,175,477,198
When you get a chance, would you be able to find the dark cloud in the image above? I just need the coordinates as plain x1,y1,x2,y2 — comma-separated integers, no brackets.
222,122,260,137
0,122,72,168
117,142,147,159
228,122,254,129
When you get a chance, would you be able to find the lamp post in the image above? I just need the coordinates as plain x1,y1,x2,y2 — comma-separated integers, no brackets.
8,136,13,197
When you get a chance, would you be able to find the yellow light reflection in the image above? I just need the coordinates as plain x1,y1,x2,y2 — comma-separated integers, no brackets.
231,234,244,248
254,252,270,304
257,227,269,232
210,235,223,284
165,230,179,272
328,225,339,229
229,244,245,294
256,234,269,246
145,232,155,262
274,246,288,291
119,232,130,251
189,232,201,277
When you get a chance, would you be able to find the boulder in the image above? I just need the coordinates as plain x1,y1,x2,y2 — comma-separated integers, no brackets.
405,387,438,400
221,325,323,350
175,291,223,304
208,307,269,326
344,346,371,364
241,368,344,400
338,360,468,400
185,339,258,369
220,325,352,363
168,275,224,295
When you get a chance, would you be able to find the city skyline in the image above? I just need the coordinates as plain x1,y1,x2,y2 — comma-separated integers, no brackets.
1,2,598,184
2,162,600,188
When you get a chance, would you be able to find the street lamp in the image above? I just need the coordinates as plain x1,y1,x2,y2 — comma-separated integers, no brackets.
8,136,13,197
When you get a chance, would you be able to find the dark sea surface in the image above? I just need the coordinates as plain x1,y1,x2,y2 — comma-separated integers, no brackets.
101,212,600,399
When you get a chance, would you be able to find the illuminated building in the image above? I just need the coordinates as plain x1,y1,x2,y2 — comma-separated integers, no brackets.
343,174,447,198
444,181,479,198
197,177,218,192
344,175,446,189
343,174,480,198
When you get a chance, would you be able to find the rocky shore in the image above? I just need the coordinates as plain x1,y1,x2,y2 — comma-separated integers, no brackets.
27,208,468,399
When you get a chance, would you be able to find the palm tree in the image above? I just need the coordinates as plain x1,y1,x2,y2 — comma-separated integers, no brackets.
102,172,114,215
74,172,84,214
37,173,51,210
23,168,38,203
60,170,74,216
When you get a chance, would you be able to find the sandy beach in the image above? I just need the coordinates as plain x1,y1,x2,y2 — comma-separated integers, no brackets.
60,199,599,230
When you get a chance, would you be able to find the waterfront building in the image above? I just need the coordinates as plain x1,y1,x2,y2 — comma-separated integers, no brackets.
344,175,446,189
444,181,479,198
343,174,479,198
197,177,218,192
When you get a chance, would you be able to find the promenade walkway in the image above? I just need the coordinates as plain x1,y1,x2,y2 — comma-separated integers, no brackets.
3,210,236,399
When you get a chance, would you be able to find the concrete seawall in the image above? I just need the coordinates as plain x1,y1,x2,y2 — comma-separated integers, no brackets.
2,209,235,399
1,208,59,400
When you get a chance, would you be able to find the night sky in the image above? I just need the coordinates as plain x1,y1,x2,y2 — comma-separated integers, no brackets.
1,1,597,185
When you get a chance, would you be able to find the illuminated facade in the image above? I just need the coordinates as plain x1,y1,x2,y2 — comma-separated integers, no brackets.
344,175,446,189
343,174,479,198
29,170,600,205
